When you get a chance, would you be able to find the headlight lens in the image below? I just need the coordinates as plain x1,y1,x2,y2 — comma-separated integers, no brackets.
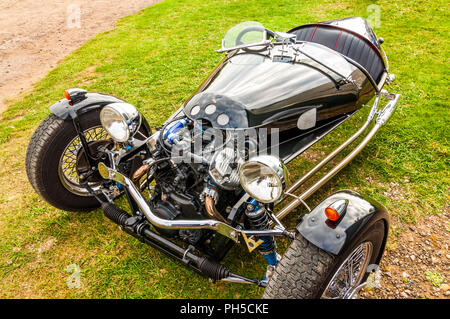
239,155,286,203
100,103,141,142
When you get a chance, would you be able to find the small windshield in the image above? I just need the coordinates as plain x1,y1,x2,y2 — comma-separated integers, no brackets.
222,21,266,51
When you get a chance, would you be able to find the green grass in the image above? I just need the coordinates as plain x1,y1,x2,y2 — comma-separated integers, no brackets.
0,0,448,298
425,271,444,288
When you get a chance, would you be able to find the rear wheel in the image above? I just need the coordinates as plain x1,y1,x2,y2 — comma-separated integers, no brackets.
26,110,109,211
263,220,385,299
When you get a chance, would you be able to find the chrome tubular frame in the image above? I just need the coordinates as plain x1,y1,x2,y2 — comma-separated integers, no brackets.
276,93,400,221
276,96,379,206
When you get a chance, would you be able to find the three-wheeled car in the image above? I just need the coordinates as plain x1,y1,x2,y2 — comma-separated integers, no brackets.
26,17,399,298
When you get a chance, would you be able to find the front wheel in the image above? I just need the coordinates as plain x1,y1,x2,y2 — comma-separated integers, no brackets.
26,110,111,211
263,220,385,299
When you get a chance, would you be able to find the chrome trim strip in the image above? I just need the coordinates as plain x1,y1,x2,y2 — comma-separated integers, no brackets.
342,55,381,93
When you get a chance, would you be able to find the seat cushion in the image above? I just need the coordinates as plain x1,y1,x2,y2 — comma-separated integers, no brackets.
288,24,385,84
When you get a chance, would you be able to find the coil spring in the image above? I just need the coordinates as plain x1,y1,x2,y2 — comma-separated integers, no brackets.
245,205,275,254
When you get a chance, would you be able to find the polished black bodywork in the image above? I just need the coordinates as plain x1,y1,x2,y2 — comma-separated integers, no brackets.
297,190,389,260
182,17,385,136
183,51,370,132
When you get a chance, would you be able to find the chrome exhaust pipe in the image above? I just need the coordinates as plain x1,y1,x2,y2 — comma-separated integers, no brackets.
276,94,400,220
98,162,240,241
98,163,288,242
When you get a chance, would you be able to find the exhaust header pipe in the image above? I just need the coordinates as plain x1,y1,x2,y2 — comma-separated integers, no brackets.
98,162,288,243
98,162,239,240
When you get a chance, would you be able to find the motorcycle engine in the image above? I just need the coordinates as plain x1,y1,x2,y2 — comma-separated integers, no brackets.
149,118,245,245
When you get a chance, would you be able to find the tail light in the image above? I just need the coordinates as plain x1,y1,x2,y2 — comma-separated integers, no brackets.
324,199,348,222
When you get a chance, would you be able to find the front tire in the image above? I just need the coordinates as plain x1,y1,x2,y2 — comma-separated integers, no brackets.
26,110,108,212
263,220,385,299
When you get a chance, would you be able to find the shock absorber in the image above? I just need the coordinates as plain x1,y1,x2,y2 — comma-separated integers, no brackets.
245,199,279,268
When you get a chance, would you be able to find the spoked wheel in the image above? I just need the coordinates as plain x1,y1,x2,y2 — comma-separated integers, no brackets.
321,241,373,299
26,110,111,211
27,108,151,212
58,126,111,197
263,220,385,299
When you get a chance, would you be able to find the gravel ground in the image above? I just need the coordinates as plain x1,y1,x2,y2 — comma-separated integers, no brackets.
362,207,449,299
0,0,160,114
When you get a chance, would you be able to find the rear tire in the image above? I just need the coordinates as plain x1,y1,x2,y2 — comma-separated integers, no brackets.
263,220,385,299
26,110,106,212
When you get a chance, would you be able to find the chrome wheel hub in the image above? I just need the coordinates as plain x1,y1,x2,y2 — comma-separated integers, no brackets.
321,241,373,299
58,126,110,196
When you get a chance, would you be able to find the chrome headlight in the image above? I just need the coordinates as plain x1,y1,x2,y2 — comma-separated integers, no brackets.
239,155,287,203
100,103,141,143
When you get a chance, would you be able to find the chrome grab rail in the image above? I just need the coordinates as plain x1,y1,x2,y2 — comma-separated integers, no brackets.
276,93,400,221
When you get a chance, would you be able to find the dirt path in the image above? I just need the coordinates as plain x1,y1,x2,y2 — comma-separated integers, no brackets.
0,0,161,115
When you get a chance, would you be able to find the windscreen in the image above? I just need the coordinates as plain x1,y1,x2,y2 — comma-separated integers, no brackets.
222,21,266,50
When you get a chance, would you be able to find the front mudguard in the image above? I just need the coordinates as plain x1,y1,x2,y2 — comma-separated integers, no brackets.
50,92,124,119
297,190,389,263
49,91,152,134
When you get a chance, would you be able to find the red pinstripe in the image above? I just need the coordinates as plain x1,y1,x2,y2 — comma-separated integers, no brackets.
334,31,343,50
309,26,318,41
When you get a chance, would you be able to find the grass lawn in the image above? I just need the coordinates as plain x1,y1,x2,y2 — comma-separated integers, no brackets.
0,0,448,298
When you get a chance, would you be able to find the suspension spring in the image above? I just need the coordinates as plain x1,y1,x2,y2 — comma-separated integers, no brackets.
245,201,276,254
